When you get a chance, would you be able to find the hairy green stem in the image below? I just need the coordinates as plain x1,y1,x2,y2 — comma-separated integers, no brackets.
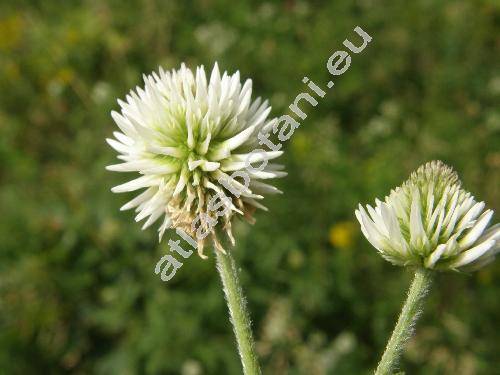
215,249,261,375
375,268,433,375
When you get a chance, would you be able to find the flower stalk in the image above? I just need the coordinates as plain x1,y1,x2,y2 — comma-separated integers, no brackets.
215,249,261,375
375,268,433,375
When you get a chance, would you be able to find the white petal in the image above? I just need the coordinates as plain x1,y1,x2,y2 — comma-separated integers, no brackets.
111,111,135,135
367,203,389,237
111,175,159,193
221,125,257,152
233,150,283,162
424,244,447,268
120,188,156,211
355,207,370,242
221,160,247,172
106,160,155,172
135,193,165,222
148,145,184,158
188,159,204,171
380,203,408,252
106,138,129,154
430,209,446,245
209,62,221,88
358,206,385,250
197,132,212,155
477,223,500,243
458,210,493,249
173,171,187,197
409,188,427,247
113,131,134,146
248,106,271,128
450,240,496,268
455,201,485,233
241,197,268,211
142,163,180,175
247,169,287,179
158,215,172,241
249,180,282,195
200,161,221,172
141,207,164,230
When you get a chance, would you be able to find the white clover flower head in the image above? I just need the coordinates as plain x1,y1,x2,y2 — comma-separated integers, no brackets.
355,161,500,271
107,63,285,257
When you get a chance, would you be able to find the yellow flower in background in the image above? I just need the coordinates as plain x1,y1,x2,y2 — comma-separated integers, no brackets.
329,221,357,249
56,67,75,84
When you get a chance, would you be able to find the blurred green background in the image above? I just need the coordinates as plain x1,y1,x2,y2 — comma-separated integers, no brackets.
1,0,499,374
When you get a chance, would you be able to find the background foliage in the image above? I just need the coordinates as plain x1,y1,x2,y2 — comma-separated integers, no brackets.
1,0,499,374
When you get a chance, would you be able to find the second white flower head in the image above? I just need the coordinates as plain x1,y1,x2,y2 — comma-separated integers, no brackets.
356,161,499,271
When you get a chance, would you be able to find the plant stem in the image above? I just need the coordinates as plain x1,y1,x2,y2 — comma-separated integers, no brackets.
215,249,261,375
375,268,433,375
